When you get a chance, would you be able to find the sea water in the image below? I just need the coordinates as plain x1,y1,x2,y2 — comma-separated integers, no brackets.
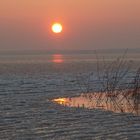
0,50,140,139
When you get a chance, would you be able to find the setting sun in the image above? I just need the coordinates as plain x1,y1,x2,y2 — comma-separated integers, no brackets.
52,23,62,33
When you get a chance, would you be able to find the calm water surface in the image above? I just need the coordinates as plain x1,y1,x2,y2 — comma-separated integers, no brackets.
53,91,140,115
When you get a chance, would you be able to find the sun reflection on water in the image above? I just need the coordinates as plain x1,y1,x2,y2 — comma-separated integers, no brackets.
52,54,64,63
52,92,140,115
53,98,68,105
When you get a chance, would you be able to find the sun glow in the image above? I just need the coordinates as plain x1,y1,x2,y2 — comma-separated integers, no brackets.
52,23,62,33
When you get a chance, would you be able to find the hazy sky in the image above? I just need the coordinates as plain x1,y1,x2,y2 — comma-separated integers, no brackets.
0,0,140,51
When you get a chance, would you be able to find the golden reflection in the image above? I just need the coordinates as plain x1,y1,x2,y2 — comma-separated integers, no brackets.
52,92,140,115
52,54,64,63
53,98,68,105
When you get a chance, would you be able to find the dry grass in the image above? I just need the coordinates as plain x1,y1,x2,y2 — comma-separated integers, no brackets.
76,50,140,115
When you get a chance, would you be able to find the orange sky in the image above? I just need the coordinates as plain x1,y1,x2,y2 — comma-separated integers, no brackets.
0,0,140,50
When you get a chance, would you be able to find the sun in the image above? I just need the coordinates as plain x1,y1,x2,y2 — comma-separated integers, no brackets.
52,23,62,33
